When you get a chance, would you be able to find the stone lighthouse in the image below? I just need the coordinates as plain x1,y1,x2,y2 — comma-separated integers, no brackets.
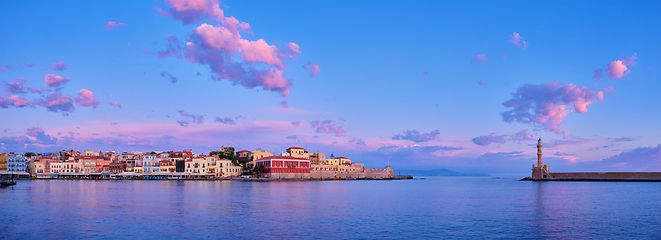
532,138,550,180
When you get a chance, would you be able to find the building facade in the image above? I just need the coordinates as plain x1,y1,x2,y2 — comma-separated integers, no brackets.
256,156,310,179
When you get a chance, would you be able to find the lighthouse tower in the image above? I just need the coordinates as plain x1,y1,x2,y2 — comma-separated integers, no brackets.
532,138,550,180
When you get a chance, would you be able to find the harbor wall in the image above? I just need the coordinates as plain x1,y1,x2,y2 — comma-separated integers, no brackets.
549,172,661,181
309,164,394,179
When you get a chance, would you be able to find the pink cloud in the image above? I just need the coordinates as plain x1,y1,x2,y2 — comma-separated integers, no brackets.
26,127,57,145
26,62,35,67
286,42,301,54
0,95,31,108
476,80,488,86
75,89,101,107
0,67,4,72
8,95,30,107
279,42,301,59
153,1,300,97
162,0,253,35
28,87,42,94
163,0,225,24
48,61,69,71
44,74,71,88
4,78,27,94
501,81,604,135
508,32,528,50
310,120,346,137
109,101,122,109
34,91,75,113
105,21,127,30
304,61,320,77
472,54,488,64
280,100,289,108
5,64,15,70
179,23,296,96
605,54,637,79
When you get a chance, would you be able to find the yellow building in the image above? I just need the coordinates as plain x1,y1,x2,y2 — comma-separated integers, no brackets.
287,147,311,159
324,157,351,165
0,153,7,171
249,149,274,168
215,158,242,178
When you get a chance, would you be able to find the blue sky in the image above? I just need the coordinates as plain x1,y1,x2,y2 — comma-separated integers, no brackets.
1,0,659,174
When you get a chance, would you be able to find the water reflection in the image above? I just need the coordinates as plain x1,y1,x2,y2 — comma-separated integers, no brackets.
1,178,660,239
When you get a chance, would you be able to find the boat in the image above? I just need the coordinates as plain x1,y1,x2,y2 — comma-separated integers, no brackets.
0,181,16,187
1,169,17,187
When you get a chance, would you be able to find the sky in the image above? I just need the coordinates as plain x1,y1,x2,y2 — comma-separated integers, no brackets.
1,0,660,174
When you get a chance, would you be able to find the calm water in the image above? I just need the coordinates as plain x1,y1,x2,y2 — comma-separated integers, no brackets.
1,177,660,239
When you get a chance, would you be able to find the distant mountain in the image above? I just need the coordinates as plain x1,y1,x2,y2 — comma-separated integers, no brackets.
397,169,490,177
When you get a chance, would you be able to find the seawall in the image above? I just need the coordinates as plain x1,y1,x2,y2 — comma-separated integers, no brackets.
522,172,661,181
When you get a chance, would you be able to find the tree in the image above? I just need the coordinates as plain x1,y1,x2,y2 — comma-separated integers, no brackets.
25,152,36,157
330,154,334,158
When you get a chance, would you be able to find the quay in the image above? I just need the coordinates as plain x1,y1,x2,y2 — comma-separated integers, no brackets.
2,172,412,181
521,138,661,182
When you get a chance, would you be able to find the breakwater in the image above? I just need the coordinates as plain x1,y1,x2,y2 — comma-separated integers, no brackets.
522,172,661,181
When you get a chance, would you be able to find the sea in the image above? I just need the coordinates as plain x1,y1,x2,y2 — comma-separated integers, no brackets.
1,177,660,239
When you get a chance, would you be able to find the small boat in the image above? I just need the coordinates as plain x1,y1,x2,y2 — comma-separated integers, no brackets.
0,181,16,187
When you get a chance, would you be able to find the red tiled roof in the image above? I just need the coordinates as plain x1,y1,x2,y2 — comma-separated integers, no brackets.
335,157,348,159
236,150,250,153
218,158,231,161
287,147,304,149
185,159,192,162
256,156,309,161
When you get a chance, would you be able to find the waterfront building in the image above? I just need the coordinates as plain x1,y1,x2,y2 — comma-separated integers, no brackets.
50,162,63,173
215,158,242,178
249,149,274,169
236,150,251,167
27,161,45,178
255,156,310,179
323,157,351,166
7,154,27,172
142,155,160,173
0,153,7,171
109,163,126,173
95,156,111,173
159,160,175,173
286,147,311,159
62,160,80,173
37,157,54,174
309,152,325,165
185,157,207,174
79,155,101,173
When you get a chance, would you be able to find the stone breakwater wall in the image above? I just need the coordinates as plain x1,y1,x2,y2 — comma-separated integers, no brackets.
545,172,661,181
309,164,394,179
